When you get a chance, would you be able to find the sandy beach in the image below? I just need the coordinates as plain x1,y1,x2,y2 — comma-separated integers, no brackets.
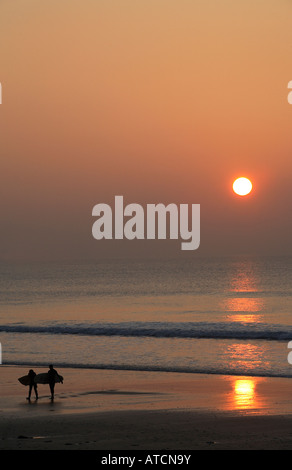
1,365,292,450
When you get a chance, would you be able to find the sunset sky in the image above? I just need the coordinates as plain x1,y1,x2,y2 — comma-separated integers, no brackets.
1,0,292,261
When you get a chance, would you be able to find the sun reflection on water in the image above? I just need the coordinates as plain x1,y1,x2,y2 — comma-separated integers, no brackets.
225,342,265,371
225,297,264,313
225,297,264,323
229,261,259,293
222,259,266,322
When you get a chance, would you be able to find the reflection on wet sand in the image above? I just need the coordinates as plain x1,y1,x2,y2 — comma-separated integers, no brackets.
233,379,257,410
226,377,265,413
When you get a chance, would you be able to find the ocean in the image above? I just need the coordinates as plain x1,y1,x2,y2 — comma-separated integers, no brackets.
1,255,292,378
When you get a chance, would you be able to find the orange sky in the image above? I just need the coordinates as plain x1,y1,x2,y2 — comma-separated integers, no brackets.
0,0,292,260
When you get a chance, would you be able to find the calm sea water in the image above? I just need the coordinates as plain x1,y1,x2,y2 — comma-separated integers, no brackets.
1,256,292,378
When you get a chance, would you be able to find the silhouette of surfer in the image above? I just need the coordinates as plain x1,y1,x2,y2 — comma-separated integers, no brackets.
48,364,63,401
27,369,38,401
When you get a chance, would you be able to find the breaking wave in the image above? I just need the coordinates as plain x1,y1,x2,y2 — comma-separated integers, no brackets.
1,321,291,341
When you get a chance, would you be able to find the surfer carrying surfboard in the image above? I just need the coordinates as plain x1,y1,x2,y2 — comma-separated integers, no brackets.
27,369,38,401
47,364,63,401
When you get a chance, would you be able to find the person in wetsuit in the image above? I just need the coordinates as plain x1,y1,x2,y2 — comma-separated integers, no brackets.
47,364,62,401
27,369,38,401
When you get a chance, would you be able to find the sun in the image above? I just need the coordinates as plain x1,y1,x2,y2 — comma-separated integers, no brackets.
233,177,253,196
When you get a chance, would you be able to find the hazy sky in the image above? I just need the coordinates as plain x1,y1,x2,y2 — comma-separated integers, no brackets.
1,0,292,261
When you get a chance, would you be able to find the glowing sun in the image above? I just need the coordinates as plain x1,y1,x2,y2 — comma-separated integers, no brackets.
233,177,253,196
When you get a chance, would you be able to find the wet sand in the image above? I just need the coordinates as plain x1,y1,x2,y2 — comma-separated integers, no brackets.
1,365,292,450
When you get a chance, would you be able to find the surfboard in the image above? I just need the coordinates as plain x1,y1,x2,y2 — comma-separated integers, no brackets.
18,375,31,386
34,373,63,384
